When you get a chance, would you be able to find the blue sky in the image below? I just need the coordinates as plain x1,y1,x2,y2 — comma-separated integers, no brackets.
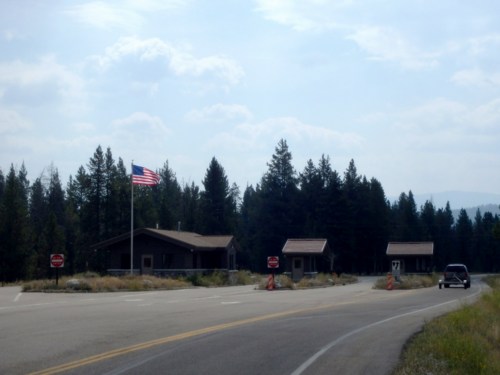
1,0,499,202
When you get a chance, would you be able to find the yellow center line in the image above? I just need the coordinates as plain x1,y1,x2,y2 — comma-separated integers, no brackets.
29,302,338,375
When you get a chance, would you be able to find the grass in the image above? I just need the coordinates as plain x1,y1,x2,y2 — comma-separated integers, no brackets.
391,275,500,375
21,270,257,292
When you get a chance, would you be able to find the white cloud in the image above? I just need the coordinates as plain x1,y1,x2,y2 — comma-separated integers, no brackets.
347,26,439,70
0,56,87,114
89,37,244,85
206,116,363,151
125,0,191,12
255,1,443,70
64,2,143,30
112,111,170,135
254,0,351,32
185,104,252,123
465,34,500,57
131,81,160,96
72,122,96,132
392,98,467,132
452,68,500,87
361,97,500,158
471,98,500,129
65,0,191,30
3,29,23,42
0,108,31,134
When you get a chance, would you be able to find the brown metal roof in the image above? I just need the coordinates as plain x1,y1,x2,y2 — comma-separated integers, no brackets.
147,229,233,249
386,242,434,256
92,228,234,251
282,239,329,255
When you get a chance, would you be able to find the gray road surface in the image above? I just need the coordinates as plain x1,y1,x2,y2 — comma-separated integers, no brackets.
0,276,485,375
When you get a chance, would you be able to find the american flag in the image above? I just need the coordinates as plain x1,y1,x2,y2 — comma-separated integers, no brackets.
132,164,160,186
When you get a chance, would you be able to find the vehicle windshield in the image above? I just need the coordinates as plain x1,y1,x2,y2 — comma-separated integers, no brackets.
445,266,466,272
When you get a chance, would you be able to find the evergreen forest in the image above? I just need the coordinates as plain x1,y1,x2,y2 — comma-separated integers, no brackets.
1,139,499,283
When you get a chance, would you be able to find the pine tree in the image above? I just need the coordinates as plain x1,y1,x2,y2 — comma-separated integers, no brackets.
434,202,455,269
180,182,201,232
339,159,362,273
299,159,322,236
255,139,299,271
200,157,238,235
0,169,5,201
47,165,65,226
0,165,32,281
30,177,49,278
87,145,106,243
367,178,390,273
391,191,421,242
68,166,91,272
420,200,436,241
157,161,182,230
455,209,473,266
238,185,260,269
318,155,344,272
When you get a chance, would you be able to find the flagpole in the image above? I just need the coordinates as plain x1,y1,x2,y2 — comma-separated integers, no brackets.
130,161,134,275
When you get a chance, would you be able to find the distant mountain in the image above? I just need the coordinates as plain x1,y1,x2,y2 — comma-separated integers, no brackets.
398,190,500,211
450,204,500,221
389,191,500,219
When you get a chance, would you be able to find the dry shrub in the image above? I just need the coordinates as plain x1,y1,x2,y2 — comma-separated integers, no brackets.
23,274,191,292
232,270,255,285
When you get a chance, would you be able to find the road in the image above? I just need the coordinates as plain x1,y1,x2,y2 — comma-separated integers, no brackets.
0,276,485,375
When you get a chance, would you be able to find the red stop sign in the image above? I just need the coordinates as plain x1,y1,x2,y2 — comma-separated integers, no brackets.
267,256,279,268
50,254,65,268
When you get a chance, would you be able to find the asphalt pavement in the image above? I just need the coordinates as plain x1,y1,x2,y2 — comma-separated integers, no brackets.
0,276,485,375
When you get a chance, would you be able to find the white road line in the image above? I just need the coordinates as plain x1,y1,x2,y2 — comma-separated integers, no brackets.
14,293,22,302
291,286,484,375
0,302,61,311
221,301,240,305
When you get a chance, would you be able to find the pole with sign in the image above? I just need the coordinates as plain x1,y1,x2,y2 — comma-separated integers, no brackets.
50,254,65,286
267,256,279,290
392,260,400,281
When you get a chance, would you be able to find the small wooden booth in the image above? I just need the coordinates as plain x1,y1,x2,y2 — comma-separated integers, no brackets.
386,242,434,275
282,239,333,282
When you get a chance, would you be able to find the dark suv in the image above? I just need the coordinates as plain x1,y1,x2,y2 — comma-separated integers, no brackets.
439,263,471,289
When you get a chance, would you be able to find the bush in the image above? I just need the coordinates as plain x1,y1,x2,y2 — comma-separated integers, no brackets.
188,271,228,287
231,270,255,285
22,274,191,292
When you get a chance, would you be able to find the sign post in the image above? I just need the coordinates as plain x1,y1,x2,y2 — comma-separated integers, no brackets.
267,256,279,269
392,260,400,281
50,254,65,286
267,256,279,290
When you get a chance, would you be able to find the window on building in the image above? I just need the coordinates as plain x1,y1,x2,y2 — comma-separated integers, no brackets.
121,253,130,269
162,253,174,268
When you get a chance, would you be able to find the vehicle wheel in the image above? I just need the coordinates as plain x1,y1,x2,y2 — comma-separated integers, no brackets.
439,284,442,289
444,284,449,288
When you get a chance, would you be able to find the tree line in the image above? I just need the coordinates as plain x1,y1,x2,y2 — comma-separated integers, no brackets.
1,140,499,282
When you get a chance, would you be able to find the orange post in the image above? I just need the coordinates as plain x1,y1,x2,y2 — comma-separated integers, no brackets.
266,274,275,290
386,272,394,291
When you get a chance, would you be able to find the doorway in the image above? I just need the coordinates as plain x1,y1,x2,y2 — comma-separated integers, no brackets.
141,255,153,275
292,257,304,282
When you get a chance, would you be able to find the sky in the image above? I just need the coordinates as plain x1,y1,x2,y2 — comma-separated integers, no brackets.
1,0,500,205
